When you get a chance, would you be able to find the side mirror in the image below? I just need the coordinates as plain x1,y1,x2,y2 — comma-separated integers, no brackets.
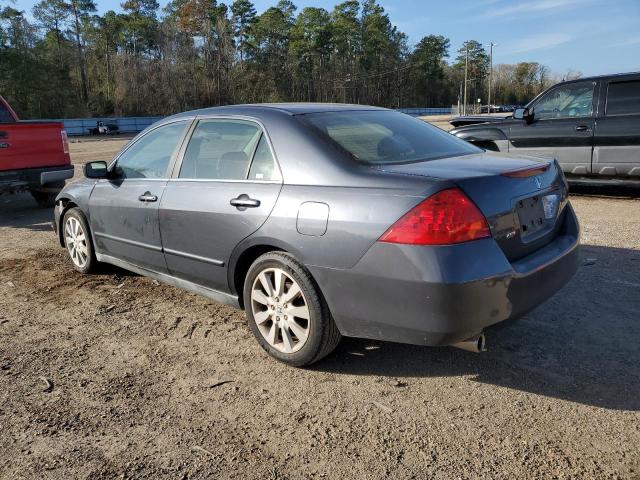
83,160,109,179
514,107,534,124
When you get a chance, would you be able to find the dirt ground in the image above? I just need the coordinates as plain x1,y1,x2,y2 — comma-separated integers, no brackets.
1,136,640,479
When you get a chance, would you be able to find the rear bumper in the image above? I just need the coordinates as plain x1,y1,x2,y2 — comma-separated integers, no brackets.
310,203,580,346
40,167,74,185
0,165,74,192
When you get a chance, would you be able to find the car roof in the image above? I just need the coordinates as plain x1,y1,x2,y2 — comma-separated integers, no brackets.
171,103,389,119
558,71,640,85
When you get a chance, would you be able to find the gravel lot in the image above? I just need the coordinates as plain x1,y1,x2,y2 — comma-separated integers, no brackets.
1,135,639,479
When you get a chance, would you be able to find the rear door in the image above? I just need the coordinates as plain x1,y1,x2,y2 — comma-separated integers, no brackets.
89,119,191,273
508,81,597,175
592,77,640,177
160,117,282,292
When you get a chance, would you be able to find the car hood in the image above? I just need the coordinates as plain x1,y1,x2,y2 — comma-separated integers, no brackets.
375,152,553,180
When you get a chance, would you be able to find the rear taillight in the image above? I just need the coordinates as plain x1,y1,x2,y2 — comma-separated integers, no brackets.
379,188,491,245
61,130,69,154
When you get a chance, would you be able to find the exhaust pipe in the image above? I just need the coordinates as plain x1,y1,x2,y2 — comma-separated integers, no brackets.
451,333,486,353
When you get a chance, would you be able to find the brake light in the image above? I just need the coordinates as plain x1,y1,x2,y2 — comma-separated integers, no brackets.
379,188,490,245
61,130,69,154
501,163,549,178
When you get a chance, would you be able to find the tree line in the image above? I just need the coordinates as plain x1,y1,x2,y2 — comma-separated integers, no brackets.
0,0,581,119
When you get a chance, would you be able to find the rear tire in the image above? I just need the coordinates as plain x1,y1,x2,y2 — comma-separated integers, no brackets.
31,190,58,208
244,252,341,367
63,207,97,274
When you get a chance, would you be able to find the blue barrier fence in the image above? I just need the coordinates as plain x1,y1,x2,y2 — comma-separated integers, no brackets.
397,107,453,116
49,116,163,136
42,107,453,136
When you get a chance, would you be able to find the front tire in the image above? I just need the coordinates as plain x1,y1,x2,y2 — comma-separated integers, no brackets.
244,252,341,367
63,208,97,274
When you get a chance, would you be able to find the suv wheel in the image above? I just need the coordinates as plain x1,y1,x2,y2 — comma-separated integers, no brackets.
244,252,341,367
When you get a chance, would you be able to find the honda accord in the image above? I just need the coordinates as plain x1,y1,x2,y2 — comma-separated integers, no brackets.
54,104,580,366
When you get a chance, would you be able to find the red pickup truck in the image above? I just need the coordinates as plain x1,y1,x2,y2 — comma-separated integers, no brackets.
0,95,74,207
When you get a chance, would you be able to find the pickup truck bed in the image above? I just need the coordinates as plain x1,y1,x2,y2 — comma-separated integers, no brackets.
0,96,74,206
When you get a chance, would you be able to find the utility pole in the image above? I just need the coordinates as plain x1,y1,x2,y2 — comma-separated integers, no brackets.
487,42,496,113
463,42,468,116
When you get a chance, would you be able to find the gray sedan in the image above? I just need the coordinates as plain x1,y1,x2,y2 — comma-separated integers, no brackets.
54,104,580,366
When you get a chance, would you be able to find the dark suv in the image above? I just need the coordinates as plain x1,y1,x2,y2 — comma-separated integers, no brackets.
450,72,640,180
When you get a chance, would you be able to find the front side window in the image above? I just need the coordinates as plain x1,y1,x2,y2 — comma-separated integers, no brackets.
606,80,640,116
179,119,268,180
116,121,189,179
299,110,480,165
533,82,594,120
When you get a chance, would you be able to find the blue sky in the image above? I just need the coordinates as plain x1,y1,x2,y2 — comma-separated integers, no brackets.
17,0,640,76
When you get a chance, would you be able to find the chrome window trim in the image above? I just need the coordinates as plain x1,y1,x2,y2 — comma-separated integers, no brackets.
166,178,282,184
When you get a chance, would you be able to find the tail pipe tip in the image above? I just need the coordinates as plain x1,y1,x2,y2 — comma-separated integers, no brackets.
451,333,486,353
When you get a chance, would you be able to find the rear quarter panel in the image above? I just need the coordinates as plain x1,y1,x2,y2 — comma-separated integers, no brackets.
234,174,450,273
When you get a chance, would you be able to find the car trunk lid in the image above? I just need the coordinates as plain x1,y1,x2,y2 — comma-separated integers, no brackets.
376,152,569,261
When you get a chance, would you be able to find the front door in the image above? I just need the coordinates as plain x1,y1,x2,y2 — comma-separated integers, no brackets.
508,81,597,175
160,118,283,292
89,120,190,273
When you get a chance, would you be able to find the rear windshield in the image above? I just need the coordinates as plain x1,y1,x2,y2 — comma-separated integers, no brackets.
298,110,480,165
0,103,14,123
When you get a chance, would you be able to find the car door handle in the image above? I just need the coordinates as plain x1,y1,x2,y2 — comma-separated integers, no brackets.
230,194,260,209
138,192,158,202
575,125,591,132
0,142,9,149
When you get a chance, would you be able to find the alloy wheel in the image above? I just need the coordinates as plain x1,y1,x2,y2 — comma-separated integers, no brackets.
65,216,89,269
251,267,311,354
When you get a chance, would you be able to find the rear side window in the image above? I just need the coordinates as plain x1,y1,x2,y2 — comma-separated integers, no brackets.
0,103,14,123
248,135,279,181
178,119,280,181
606,80,640,116
299,110,479,165
179,119,263,180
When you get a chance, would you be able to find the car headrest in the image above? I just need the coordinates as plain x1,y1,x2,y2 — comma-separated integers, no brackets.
377,135,412,159
220,151,248,163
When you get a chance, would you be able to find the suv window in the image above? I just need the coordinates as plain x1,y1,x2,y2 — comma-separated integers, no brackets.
606,80,640,116
534,82,594,120
179,119,263,180
0,103,14,123
116,121,188,179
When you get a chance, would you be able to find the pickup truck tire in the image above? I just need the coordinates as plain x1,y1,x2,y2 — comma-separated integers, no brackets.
31,190,58,208
63,207,97,274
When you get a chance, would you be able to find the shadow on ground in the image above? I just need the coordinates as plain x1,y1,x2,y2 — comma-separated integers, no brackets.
317,242,640,411
2,188,639,412
0,192,53,231
569,181,640,198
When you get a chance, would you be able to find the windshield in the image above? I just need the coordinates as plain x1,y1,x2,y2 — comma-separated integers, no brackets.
299,110,480,165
